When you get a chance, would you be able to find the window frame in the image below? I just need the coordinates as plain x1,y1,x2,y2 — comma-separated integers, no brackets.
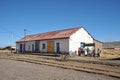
42,43,46,49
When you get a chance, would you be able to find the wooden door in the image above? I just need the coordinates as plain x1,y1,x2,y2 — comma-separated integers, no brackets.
47,41,54,53
35,41,40,52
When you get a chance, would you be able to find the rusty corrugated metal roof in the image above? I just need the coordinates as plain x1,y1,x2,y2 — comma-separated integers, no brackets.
16,27,81,42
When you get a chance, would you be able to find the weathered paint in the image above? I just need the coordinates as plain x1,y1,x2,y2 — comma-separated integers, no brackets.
16,27,96,55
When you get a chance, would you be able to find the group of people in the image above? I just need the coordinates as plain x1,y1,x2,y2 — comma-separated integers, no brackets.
78,47,101,57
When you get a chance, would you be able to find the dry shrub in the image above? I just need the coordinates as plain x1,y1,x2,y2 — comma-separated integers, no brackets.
101,49,120,58
103,49,120,55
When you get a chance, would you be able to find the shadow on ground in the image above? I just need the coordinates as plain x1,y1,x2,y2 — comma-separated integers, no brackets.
110,57,120,60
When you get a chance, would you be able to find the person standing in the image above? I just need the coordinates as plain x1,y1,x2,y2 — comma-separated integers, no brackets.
86,47,90,56
97,48,101,57
78,47,81,56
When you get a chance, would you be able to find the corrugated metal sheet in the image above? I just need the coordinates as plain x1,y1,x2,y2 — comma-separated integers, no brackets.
16,27,81,42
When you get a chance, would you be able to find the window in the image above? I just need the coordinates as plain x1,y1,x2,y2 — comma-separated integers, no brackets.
42,43,46,49
80,42,85,48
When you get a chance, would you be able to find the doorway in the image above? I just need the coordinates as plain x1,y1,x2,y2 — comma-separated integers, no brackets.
47,41,54,53
56,43,60,53
32,44,34,53
20,44,22,52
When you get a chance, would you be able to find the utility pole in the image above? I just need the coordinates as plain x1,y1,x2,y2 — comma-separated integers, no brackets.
11,32,13,53
24,29,26,38
24,29,26,53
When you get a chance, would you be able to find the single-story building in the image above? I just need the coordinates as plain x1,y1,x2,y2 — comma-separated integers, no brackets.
16,27,102,55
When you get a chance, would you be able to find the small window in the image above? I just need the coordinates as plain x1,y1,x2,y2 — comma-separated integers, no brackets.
42,43,46,49
80,42,85,48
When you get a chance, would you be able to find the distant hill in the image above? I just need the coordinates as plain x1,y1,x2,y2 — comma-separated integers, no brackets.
103,41,120,49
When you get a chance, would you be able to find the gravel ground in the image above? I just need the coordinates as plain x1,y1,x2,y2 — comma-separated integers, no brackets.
0,59,119,80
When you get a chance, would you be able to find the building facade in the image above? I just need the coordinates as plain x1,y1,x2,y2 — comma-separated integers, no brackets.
16,27,102,55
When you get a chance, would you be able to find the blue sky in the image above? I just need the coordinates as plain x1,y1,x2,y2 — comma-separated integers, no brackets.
0,0,120,47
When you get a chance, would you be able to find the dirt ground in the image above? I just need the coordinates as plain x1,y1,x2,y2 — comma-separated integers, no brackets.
0,52,120,78
0,59,119,80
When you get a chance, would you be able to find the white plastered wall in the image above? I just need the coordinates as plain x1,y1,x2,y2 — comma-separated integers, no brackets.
54,39,69,53
39,39,69,53
39,41,47,52
16,43,21,52
25,41,35,52
16,42,24,52
69,28,94,55
16,41,35,52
